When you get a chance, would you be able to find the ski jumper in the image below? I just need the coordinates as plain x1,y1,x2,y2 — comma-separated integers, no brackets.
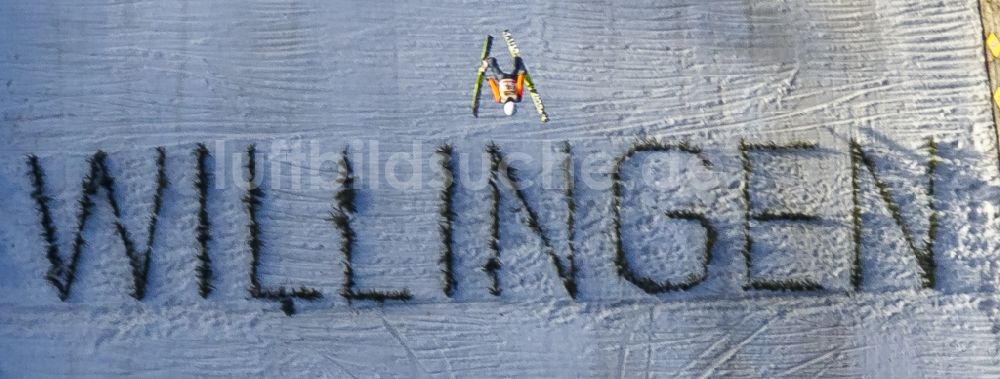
484,57,526,103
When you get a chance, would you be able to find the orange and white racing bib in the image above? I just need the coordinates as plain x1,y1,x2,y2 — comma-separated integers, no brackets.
499,78,519,102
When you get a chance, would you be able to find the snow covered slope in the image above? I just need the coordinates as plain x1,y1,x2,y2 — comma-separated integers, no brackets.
2,0,1000,377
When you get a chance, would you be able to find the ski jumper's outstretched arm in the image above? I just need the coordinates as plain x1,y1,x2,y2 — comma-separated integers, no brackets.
484,57,504,103
513,57,525,98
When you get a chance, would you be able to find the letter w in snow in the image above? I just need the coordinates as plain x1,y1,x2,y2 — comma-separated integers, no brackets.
26,149,168,301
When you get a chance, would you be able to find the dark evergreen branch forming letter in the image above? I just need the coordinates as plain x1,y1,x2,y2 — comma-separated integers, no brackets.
611,139,714,294
849,142,862,289
483,142,578,298
243,145,322,315
26,154,76,299
132,147,168,300
739,141,823,292
849,138,938,289
484,144,502,296
193,143,213,298
926,138,939,284
330,150,412,302
245,145,265,297
561,142,578,297
436,144,458,297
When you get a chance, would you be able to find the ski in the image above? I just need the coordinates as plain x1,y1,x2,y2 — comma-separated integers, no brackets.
501,30,549,123
472,35,494,117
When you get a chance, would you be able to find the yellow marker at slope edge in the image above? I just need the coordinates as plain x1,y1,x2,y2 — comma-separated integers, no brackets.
988,33,1000,58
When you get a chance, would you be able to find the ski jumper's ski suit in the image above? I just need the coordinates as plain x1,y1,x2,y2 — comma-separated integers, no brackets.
484,57,525,104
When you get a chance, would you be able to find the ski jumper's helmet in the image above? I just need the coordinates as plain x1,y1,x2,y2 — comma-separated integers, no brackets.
503,100,516,116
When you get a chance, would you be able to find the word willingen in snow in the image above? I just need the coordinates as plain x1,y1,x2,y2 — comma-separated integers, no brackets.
23,138,939,315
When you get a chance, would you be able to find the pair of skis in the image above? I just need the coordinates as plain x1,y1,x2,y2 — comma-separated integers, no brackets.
471,30,549,123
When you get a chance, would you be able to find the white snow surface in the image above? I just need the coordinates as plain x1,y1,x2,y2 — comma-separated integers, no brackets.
2,0,1000,377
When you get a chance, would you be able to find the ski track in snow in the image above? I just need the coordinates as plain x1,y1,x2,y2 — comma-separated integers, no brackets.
1,0,1000,377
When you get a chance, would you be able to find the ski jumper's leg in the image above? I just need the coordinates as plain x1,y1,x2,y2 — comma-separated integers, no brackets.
487,57,506,77
512,57,525,74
